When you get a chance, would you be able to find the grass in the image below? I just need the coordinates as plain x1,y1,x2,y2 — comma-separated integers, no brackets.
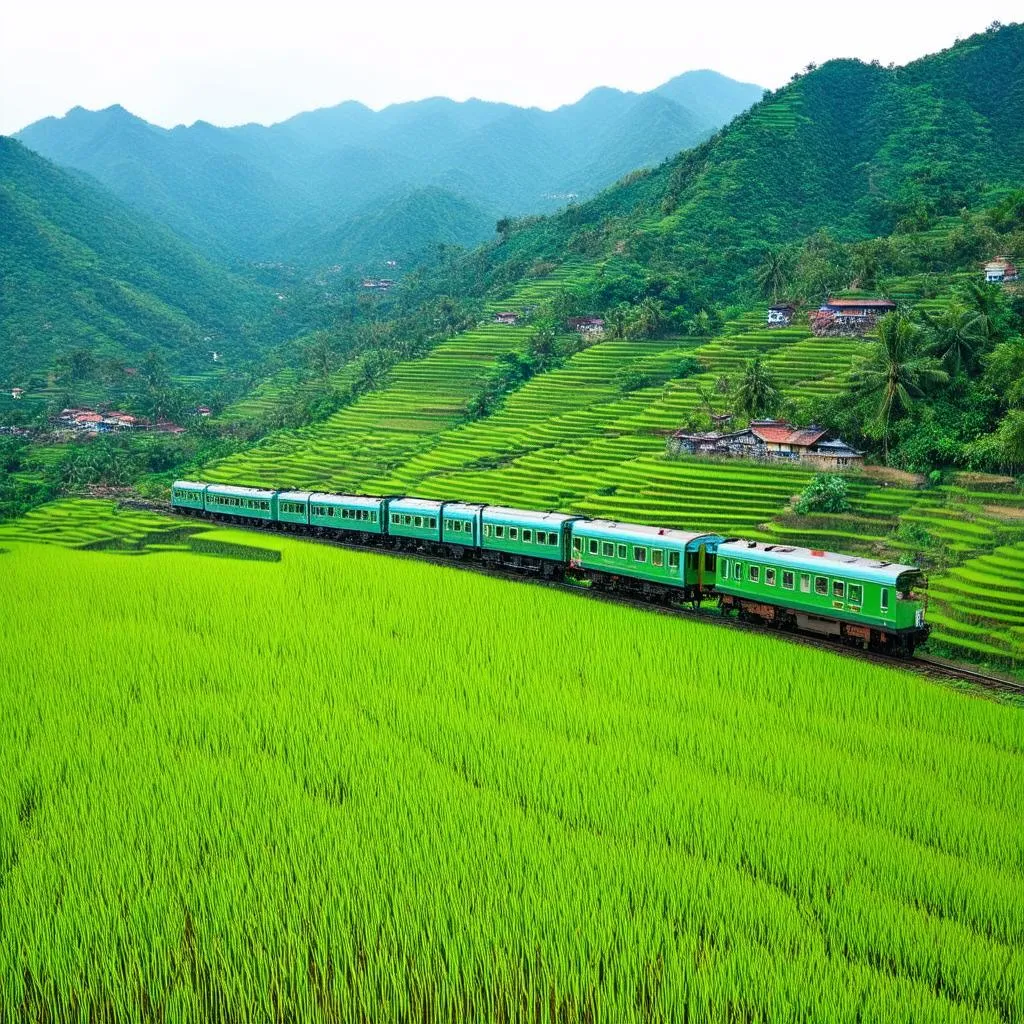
1,500,1023,1021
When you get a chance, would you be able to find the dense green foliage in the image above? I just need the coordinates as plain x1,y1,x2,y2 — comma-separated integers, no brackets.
0,138,326,384
1,507,1022,1021
795,473,852,515
15,73,762,265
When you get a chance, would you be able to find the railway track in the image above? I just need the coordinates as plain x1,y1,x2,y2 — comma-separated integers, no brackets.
121,498,1024,700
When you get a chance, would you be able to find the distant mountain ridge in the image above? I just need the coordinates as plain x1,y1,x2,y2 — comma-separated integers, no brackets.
14,71,763,266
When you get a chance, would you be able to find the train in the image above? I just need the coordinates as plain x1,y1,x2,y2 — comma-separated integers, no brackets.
171,480,931,656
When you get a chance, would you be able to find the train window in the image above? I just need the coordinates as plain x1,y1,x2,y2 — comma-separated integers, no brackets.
766,568,776,586
749,565,760,583
550,533,559,545
734,562,742,580
495,526,505,538
509,527,518,540
572,536,582,552
523,530,532,543
414,516,422,528
705,551,715,571
848,584,863,605
404,515,412,525
720,558,729,576
483,524,491,537
371,512,377,522
669,551,679,569
782,571,794,590
881,589,889,612
634,546,647,563
652,549,664,567
618,544,627,559
391,513,399,524
589,539,598,555
602,542,614,556
833,580,845,599
815,576,828,596
800,574,811,593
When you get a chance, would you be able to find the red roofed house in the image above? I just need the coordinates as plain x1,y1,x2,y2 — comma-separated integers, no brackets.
983,257,1019,284
669,419,863,469
810,297,896,337
10,387,24,399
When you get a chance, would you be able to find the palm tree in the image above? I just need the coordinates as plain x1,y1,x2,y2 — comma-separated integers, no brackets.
962,281,1007,344
734,358,781,419
923,302,984,376
754,248,794,303
634,297,663,339
850,314,949,462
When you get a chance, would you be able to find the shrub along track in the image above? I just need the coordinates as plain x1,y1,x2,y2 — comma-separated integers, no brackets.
128,499,1024,701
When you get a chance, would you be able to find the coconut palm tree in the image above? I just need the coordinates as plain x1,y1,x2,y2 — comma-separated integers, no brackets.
851,314,949,462
734,358,781,419
923,302,984,376
754,248,793,303
962,281,1008,344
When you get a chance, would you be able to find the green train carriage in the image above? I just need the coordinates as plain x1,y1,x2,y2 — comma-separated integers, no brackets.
480,506,578,573
309,493,387,536
277,491,311,527
203,484,277,522
441,503,485,553
570,520,725,601
715,540,929,654
170,480,208,513
388,498,444,547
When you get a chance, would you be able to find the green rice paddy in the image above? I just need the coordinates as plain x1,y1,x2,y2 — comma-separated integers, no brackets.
1,501,1023,1021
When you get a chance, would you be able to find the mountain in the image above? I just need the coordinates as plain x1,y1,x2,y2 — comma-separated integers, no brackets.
284,187,497,267
0,137,276,384
456,22,1024,303
14,71,763,265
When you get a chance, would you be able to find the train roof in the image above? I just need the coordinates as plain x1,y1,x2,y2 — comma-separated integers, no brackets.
389,497,445,513
278,490,312,501
172,480,207,491
205,483,277,499
573,519,724,549
444,502,486,516
482,505,578,527
308,492,385,508
717,539,922,585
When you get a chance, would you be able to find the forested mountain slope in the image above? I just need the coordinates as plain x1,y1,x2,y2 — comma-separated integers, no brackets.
459,23,1024,303
0,138,279,383
14,72,762,264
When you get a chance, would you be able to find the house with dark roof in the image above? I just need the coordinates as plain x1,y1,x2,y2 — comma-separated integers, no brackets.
766,303,796,327
669,419,863,469
567,316,605,335
493,311,519,325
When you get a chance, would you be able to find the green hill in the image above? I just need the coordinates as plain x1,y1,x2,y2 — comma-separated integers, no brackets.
0,137,281,385
464,23,1024,301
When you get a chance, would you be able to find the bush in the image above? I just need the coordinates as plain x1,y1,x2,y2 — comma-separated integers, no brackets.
794,473,852,515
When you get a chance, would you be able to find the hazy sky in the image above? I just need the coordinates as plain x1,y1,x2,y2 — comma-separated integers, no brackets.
1,1,1014,135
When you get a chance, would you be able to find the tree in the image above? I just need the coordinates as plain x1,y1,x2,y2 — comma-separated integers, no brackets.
997,410,1024,471
850,314,949,462
923,302,985,376
303,332,339,379
794,473,852,515
754,248,793,303
734,357,781,419
632,297,663,339
962,281,1011,345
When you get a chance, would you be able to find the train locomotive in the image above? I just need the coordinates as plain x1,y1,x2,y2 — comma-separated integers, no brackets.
172,480,930,656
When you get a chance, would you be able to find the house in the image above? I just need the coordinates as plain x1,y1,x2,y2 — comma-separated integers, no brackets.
983,257,1019,284
196,405,212,417
155,420,186,435
384,260,398,268
361,278,394,291
102,412,136,430
10,387,24,400
810,297,896,337
766,303,796,327
494,311,519,325
72,412,104,431
567,316,605,335
668,419,863,470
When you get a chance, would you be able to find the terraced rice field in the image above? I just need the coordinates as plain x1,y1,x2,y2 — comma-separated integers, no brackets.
2,501,1022,1022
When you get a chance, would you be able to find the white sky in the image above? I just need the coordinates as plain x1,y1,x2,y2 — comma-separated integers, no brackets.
1,1,1015,135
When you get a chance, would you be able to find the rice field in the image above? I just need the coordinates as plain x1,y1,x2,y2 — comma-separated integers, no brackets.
0,501,1023,1022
